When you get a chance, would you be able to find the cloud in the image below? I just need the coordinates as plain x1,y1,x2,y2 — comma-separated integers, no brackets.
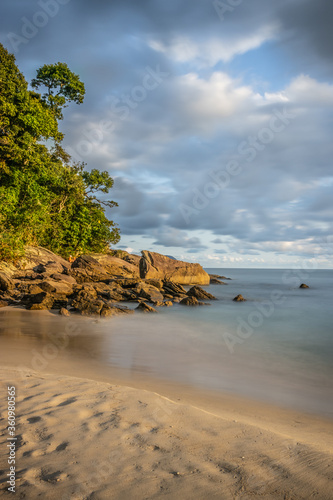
151,227,207,249
148,23,278,66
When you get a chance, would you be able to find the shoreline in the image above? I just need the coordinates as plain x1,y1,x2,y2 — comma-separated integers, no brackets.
1,366,333,499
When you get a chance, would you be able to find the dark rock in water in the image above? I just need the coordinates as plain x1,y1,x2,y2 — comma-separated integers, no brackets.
0,272,15,292
162,281,187,297
233,294,246,302
210,278,227,285
187,286,216,300
180,296,199,306
136,302,157,313
101,305,134,317
209,274,231,281
300,283,309,289
74,298,105,316
59,307,70,316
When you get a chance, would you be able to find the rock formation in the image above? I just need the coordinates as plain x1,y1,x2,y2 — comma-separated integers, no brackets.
139,251,210,285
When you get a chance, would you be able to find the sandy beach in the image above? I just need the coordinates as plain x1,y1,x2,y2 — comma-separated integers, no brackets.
1,363,333,500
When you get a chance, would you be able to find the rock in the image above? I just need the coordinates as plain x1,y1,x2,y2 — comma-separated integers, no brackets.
50,273,77,285
71,255,110,283
136,302,157,313
140,251,210,285
27,292,55,310
233,294,246,302
110,250,141,267
162,281,187,297
59,307,70,316
144,279,164,289
187,286,216,300
38,279,73,296
210,278,227,285
179,296,199,306
0,300,9,308
300,283,309,289
162,301,173,307
0,272,15,291
100,304,134,317
16,246,71,272
112,278,141,289
209,274,231,280
87,254,140,278
34,262,64,275
73,298,105,316
135,283,164,303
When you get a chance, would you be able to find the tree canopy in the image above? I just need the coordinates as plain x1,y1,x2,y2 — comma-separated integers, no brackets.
0,44,120,261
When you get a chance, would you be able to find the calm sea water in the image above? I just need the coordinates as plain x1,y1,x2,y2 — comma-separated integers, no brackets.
1,268,332,417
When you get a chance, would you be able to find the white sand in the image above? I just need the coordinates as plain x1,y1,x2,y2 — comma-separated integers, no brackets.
1,366,333,499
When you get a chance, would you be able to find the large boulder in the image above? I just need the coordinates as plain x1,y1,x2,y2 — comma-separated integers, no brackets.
187,286,216,300
88,254,139,278
140,251,210,285
15,246,71,272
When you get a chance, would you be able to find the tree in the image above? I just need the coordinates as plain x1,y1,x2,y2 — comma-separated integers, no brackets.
31,62,85,120
0,44,120,260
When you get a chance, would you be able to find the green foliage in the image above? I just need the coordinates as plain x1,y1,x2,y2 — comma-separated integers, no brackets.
0,44,120,261
31,62,85,120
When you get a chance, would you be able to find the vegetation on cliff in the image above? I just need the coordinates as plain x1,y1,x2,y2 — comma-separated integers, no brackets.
0,43,120,261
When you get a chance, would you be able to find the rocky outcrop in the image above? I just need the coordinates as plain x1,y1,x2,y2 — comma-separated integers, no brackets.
0,245,219,317
89,253,139,278
187,286,216,300
139,251,210,285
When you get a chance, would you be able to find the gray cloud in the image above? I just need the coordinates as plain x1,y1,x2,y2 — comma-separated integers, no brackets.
1,0,332,266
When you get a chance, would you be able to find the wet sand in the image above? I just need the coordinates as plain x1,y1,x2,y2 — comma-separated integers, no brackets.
1,308,333,498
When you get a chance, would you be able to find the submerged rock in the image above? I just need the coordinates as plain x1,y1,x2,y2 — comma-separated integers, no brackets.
299,283,309,289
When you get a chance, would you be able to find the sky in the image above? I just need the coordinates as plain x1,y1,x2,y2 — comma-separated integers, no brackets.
1,0,333,268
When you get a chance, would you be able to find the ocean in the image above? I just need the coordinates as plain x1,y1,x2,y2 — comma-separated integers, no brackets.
1,268,332,417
